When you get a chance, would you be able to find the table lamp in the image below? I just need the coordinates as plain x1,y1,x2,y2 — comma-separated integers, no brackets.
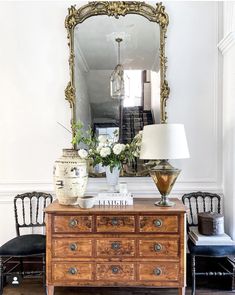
140,124,190,207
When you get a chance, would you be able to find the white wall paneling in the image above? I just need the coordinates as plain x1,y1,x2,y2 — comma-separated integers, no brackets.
0,1,223,245
218,1,235,239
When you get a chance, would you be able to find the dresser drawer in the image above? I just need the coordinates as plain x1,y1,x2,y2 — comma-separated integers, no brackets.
96,215,135,232
96,263,135,281
96,238,135,257
52,238,92,258
53,215,92,233
138,238,179,258
138,262,179,281
139,215,178,233
52,263,92,281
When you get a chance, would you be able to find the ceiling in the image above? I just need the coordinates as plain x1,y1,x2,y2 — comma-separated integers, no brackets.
74,14,160,71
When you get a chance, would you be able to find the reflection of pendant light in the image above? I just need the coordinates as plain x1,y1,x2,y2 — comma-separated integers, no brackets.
110,38,125,99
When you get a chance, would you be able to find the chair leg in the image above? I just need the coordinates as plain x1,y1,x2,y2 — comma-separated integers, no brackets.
19,257,24,276
191,255,196,295
0,257,3,295
42,254,47,295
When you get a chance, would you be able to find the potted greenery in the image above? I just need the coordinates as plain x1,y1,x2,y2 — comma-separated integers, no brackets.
72,121,142,192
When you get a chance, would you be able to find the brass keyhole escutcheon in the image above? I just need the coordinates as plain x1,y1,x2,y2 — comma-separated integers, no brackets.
69,243,77,251
154,243,162,252
111,266,119,274
111,218,119,226
153,267,162,276
111,242,121,250
154,219,162,227
69,219,78,228
68,267,77,275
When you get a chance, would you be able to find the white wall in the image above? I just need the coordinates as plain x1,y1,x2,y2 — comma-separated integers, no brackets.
0,1,222,245
218,2,235,239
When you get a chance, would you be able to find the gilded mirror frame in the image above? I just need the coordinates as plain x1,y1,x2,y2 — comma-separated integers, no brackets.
64,1,170,143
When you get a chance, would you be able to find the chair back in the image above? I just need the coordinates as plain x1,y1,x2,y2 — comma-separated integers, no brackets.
182,191,221,231
14,192,53,236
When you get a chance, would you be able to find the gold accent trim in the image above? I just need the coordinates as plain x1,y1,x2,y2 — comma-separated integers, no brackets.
65,1,170,141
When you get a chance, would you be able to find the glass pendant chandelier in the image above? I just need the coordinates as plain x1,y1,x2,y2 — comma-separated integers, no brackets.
110,38,125,99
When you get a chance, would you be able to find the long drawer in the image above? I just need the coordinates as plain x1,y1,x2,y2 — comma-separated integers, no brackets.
52,214,179,234
51,261,179,282
52,237,179,259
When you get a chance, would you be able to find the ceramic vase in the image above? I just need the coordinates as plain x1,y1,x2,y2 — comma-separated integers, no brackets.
105,166,120,192
53,149,88,205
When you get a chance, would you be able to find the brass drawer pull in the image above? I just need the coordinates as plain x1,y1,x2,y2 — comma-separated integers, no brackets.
154,219,162,227
111,218,119,226
153,267,162,276
111,242,121,250
69,219,78,228
154,243,162,252
69,243,77,251
111,266,119,274
68,267,77,275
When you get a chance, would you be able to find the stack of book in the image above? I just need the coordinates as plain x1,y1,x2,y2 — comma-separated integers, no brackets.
189,227,235,246
95,192,133,206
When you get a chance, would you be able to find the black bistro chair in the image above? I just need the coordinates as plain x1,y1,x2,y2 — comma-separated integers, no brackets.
182,191,235,295
0,192,53,294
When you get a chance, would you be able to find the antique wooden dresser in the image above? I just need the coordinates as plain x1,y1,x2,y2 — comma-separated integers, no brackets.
45,198,187,295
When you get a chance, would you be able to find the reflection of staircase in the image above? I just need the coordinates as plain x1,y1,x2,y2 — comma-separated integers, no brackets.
122,106,153,144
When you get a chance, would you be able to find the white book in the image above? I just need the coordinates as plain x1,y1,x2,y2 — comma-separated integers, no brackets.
95,192,133,206
190,227,232,242
189,233,235,246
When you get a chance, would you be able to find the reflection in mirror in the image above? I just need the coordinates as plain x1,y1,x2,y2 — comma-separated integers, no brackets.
74,14,160,176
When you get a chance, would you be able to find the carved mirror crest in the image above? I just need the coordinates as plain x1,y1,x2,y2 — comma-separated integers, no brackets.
65,1,170,177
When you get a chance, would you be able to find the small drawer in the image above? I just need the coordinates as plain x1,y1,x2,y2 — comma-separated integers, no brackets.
53,215,92,233
139,215,178,233
96,263,135,281
96,239,135,257
96,215,135,232
52,238,92,258
138,238,179,258
138,262,179,281
52,263,92,281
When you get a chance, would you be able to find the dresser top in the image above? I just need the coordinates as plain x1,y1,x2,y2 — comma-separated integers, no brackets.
45,198,187,214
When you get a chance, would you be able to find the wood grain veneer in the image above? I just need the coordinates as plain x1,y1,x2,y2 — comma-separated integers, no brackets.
45,198,187,295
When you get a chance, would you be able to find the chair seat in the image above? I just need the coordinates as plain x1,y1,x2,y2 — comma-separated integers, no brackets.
0,234,45,256
188,239,235,256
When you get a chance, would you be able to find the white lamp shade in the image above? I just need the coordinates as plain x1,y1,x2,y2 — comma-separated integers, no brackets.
140,124,190,160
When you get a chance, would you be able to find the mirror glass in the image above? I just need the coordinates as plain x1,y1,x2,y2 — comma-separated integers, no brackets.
74,14,160,176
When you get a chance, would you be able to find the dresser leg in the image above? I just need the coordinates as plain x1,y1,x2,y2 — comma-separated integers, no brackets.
178,287,185,295
47,285,54,295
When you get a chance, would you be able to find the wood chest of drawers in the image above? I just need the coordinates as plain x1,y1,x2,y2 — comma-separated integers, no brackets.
45,198,187,295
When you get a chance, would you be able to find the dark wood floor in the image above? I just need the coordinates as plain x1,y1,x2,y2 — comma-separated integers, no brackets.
3,280,235,295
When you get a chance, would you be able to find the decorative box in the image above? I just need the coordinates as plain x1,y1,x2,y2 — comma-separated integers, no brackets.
198,212,224,236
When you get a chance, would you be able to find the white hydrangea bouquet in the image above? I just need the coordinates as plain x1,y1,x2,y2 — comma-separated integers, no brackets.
72,121,142,172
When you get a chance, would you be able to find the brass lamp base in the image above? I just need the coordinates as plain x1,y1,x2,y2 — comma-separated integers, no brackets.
155,196,175,207
149,160,181,207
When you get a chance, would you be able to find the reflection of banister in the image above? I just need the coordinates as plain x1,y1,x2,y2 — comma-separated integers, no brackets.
119,100,123,143
130,113,135,140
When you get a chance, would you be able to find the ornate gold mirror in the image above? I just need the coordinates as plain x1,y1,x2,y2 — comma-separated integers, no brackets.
65,1,170,176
